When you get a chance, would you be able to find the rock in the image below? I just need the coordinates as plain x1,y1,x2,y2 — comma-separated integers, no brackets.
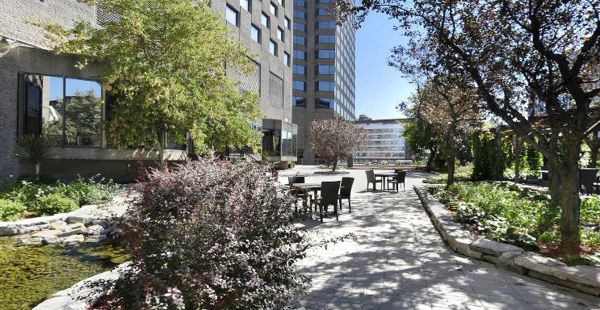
50,221,68,231
62,234,85,244
470,239,523,257
41,235,60,245
84,234,108,243
17,236,43,246
86,225,104,236
0,225,20,236
32,230,61,238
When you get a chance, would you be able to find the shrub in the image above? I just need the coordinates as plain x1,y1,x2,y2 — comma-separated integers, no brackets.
0,199,27,221
472,131,505,181
109,159,310,309
34,193,78,216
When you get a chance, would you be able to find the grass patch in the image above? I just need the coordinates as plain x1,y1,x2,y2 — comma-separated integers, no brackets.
430,182,600,265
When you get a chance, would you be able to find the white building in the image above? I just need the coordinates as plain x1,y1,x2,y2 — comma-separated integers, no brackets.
353,117,412,164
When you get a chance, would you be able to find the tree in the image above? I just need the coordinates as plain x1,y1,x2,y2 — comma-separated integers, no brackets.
585,133,600,168
405,76,481,186
310,118,368,171
402,118,440,172
338,0,600,257
42,0,261,163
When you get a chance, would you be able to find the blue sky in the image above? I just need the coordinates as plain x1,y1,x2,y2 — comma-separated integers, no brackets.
354,13,415,120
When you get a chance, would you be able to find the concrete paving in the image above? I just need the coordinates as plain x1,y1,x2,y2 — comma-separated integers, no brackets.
282,166,600,310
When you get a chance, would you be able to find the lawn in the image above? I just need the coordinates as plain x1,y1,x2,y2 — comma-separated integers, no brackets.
430,182,600,265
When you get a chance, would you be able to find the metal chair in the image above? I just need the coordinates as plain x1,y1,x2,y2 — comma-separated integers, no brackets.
338,177,354,212
365,170,382,191
388,170,407,191
312,181,341,222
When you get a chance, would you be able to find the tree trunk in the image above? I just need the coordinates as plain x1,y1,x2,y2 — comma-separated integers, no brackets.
590,147,599,168
426,148,437,172
513,136,523,183
155,126,166,168
446,142,456,187
332,157,338,172
556,164,581,257
35,163,40,177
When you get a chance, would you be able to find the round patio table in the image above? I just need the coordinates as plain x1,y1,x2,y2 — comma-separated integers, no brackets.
374,172,397,190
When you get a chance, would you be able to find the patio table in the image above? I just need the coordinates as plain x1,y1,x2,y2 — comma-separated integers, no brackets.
374,172,397,190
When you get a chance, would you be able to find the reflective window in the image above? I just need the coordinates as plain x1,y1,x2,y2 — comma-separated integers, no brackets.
316,21,336,29
277,27,284,41
293,80,306,91
317,49,335,58
294,10,306,19
316,8,328,16
294,0,305,6
250,24,260,42
284,52,291,66
21,74,103,146
293,64,305,75
317,35,335,44
269,40,277,56
261,12,270,28
293,96,306,107
293,49,306,60
316,64,335,74
294,22,306,32
284,17,291,29
316,81,335,91
225,5,238,26
240,0,250,11
316,97,334,109
293,35,306,45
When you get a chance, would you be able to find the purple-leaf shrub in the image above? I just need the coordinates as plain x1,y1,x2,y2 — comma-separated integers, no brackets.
107,159,309,309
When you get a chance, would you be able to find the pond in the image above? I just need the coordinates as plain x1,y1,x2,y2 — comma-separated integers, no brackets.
0,238,129,310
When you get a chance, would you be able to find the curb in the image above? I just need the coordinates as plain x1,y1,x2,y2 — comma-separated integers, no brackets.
414,185,600,297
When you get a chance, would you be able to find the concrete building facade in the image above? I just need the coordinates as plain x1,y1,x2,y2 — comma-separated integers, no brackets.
291,0,356,164
0,0,295,182
353,117,413,165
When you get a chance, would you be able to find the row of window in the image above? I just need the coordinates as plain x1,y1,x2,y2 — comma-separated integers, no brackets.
292,48,335,60
293,0,333,7
292,81,335,92
292,96,334,109
292,64,335,75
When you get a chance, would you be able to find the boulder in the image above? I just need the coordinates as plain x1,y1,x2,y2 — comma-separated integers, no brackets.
62,234,85,244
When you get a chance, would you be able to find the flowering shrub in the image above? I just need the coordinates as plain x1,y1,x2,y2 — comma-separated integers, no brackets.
103,159,309,309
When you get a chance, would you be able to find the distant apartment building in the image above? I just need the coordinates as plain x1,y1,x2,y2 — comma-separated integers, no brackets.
353,116,412,164
291,0,356,164
0,0,295,182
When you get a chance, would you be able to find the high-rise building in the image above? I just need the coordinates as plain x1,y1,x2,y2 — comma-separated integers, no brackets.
291,0,356,164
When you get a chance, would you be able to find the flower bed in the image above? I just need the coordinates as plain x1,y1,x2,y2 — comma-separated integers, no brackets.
0,177,120,221
429,182,599,265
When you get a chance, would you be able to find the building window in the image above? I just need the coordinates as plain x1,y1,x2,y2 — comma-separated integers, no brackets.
269,72,284,106
250,24,261,42
284,52,291,66
316,97,334,109
294,0,305,6
293,35,306,45
316,21,336,29
225,5,239,26
278,0,285,7
317,35,335,44
317,49,335,58
293,80,306,91
316,64,335,75
240,0,250,11
316,81,334,91
293,49,306,60
293,64,305,75
284,17,291,29
261,12,270,28
293,96,306,107
294,22,306,32
277,27,284,42
270,2,277,16
294,10,306,19
20,74,103,147
269,40,278,56
316,8,329,15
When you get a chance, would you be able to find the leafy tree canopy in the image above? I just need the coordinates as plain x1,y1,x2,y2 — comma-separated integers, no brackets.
310,118,368,171
42,0,261,160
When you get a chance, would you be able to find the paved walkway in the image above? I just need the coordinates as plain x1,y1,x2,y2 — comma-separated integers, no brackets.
288,169,600,310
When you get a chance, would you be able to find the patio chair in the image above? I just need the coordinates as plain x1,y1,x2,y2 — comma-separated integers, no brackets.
388,170,407,192
580,168,599,194
338,177,354,212
312,181,341,222
288,176,308,215
365,170,382,191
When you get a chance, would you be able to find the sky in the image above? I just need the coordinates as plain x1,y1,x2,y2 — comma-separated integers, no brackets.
354,13,415,120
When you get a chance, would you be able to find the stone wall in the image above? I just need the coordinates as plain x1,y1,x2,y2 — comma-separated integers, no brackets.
414,185,600,297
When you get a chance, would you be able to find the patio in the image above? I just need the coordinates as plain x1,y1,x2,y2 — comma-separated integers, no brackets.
282,167,600,310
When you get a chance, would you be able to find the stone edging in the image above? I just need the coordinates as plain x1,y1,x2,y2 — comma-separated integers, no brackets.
414,185,600,297
32,262,132,310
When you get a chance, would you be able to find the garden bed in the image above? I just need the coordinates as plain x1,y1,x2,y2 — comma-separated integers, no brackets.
0,176,121,222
